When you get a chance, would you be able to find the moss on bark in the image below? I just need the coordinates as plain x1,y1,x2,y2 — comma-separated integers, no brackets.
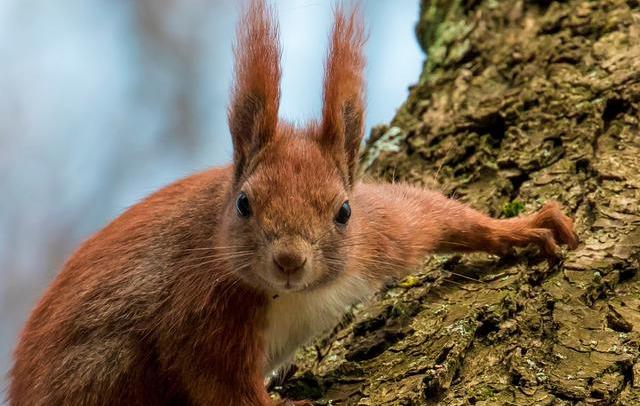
275,0,640,404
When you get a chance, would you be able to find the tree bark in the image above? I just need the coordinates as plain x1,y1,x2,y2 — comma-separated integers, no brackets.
276,0,640,404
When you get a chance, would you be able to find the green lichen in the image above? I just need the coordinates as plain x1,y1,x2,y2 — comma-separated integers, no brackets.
502,200,525,218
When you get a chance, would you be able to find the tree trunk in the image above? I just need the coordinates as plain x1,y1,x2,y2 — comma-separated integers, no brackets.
276,1,640,404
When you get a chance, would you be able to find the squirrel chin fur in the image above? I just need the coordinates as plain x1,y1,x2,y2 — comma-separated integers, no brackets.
8,1,579,405
264,272,375,374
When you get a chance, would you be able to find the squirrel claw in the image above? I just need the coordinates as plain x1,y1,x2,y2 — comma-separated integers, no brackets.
521,202,579,262
495,201,578,262
532,202,579,249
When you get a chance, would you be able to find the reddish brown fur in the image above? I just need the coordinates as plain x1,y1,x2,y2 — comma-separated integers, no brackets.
10,169,274,405
228,0,281,180
321,4,366,186
9,1,578,405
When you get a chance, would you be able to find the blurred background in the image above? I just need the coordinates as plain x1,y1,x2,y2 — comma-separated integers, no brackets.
0,0,422,388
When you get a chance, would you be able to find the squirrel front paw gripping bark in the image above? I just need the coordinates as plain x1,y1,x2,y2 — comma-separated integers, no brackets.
9,1,578,405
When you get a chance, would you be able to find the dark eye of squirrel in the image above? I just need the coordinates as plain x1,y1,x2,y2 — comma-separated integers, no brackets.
334,200,351,225
236,192,251,218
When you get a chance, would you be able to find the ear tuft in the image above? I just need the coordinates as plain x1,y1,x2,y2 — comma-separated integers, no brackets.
228,0,281,180
321,3,366,187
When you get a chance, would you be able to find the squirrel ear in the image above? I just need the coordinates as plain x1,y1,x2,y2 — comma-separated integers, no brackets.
320,4,366,187
228,0,281,180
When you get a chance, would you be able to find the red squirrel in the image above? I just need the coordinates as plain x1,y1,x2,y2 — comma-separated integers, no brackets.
9,1,578,405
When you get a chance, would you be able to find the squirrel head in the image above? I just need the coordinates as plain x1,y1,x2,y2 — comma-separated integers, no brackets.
220,0,366,294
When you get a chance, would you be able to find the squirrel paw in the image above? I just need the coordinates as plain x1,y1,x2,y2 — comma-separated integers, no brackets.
528,202,579,256
498,202,579,262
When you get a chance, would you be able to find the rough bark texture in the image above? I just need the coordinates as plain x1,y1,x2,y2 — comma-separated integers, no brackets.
274,0,640,404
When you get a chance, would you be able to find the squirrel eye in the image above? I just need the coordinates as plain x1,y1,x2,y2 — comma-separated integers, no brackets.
334,200,351,225
236,192,251,218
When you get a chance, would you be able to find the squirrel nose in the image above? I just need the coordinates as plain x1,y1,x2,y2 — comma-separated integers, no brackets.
273,251,307,275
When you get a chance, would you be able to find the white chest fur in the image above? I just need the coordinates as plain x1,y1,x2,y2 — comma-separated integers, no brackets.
263,273,374,375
